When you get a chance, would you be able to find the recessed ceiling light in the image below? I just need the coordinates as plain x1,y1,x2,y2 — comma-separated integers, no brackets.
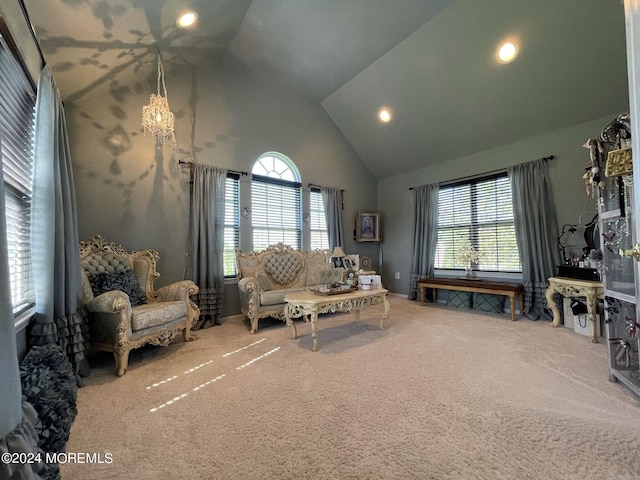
379,108,392,123
177,11,198,28
497,42,518,63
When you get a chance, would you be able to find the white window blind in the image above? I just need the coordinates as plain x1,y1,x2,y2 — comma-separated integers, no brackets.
224,174,240,277
251,176,302,250
0,39,36,315
435,173,521,273
309,189,329,250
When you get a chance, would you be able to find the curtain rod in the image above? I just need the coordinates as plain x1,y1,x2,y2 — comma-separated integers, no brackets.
178,159,247,177
409,155,555,190
307,183,345,192
18,0,46,69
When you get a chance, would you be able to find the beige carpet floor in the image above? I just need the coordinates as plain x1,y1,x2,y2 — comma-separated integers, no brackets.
62,295,640,480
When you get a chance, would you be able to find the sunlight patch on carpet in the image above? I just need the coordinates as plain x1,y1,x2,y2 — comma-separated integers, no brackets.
146,375,178,390
149,374,227,413
183,359,215,374
223,338,266,357
236,347,280,370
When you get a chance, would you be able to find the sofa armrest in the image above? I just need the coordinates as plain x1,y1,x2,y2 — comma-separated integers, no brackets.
238,277,259,310
156,280,199,302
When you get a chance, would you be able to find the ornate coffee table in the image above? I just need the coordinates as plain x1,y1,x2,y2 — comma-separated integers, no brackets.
284,288,390,351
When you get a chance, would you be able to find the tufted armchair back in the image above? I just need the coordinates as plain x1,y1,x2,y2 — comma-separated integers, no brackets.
79,235,159,304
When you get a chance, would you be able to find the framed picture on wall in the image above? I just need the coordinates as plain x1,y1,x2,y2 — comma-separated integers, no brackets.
355,211,380,242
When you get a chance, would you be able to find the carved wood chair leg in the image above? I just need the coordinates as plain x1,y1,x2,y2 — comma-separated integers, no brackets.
114,350,130,377
183,327,195,342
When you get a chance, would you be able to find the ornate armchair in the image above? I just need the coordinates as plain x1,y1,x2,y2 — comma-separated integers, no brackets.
79,235,200,376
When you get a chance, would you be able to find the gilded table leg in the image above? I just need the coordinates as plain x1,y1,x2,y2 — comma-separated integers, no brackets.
311,309,319,352
545,285,561,327
379,296,390,330
285,304,297,340
354,309,361,323
586,290,598,344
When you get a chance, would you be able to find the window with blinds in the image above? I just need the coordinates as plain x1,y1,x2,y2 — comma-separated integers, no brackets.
251,176,302,250
224,174,240,277
435,173,521,273
0,38,36,316
309,189,329,250
251,153,302,250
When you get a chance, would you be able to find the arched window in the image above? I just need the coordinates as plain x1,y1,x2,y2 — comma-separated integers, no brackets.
251,153,302,250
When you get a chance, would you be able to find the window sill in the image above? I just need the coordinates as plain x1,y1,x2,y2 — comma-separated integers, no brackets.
434,270,524,282
14,306,35,333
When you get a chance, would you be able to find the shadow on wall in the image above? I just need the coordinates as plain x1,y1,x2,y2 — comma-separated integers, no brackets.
33,1,241,237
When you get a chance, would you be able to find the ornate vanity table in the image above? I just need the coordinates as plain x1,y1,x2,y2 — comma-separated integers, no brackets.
545,277,604,343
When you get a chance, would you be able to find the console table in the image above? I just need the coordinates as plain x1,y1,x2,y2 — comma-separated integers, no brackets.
545,277,604,343
417,277,524,321
284,288,389,351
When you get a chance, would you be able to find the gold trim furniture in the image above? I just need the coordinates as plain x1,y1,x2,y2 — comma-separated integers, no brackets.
545,276,604,343
284,288,390,351
235,243,332,334
417,277,524,321
80,235,200,376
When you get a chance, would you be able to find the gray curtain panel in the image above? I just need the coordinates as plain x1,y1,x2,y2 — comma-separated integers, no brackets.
508,158,561,319
29,66,89,379
321,186,344,251
187,164,227,329
409,183,439,300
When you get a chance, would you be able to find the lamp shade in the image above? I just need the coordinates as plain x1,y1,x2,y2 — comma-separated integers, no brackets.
331,246,346,258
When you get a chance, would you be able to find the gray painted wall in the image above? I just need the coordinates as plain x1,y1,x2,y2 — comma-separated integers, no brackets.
66,54,380,317
377,114,618,295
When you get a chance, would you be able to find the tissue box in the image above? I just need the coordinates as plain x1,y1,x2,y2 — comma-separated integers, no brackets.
358,274,381,289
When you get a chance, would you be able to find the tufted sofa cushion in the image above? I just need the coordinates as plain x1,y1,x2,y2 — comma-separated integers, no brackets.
263,252,304,286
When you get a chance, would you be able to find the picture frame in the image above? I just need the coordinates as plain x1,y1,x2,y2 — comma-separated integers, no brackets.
355,211,380,242
345,254,359,271
343,258,353,270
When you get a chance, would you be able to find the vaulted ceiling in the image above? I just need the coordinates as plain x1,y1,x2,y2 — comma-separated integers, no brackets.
24,0,629,179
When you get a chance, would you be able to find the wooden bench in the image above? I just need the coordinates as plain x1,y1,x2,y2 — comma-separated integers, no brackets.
417,277,524,321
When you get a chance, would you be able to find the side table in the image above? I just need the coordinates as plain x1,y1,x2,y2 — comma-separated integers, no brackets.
545,276,604,343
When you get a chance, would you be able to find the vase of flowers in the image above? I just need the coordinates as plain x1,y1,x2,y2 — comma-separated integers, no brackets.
457,241,479,279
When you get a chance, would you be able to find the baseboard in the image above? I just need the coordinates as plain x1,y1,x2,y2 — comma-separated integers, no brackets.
220,314,245,323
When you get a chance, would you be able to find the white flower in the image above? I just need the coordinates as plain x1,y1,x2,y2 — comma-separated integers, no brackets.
457,241,479,266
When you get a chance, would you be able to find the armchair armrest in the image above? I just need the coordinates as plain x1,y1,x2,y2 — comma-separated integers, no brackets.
156,280,199,302
84,290,130,314
83,291,133,356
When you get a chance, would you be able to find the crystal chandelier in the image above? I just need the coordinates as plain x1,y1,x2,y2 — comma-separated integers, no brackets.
142,51,177,150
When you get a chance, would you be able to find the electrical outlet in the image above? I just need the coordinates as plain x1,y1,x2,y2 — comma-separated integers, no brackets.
395,272,400,280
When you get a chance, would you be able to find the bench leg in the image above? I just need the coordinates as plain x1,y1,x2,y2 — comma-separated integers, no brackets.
509,294,516,321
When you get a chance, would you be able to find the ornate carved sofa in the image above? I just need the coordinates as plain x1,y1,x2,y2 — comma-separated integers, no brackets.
235,243,337,333
79,235,200,376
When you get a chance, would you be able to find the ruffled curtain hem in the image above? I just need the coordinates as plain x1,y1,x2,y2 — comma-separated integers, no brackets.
29,309,91,383
523,280,553,320
0,401,46,480
195,288,223,317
